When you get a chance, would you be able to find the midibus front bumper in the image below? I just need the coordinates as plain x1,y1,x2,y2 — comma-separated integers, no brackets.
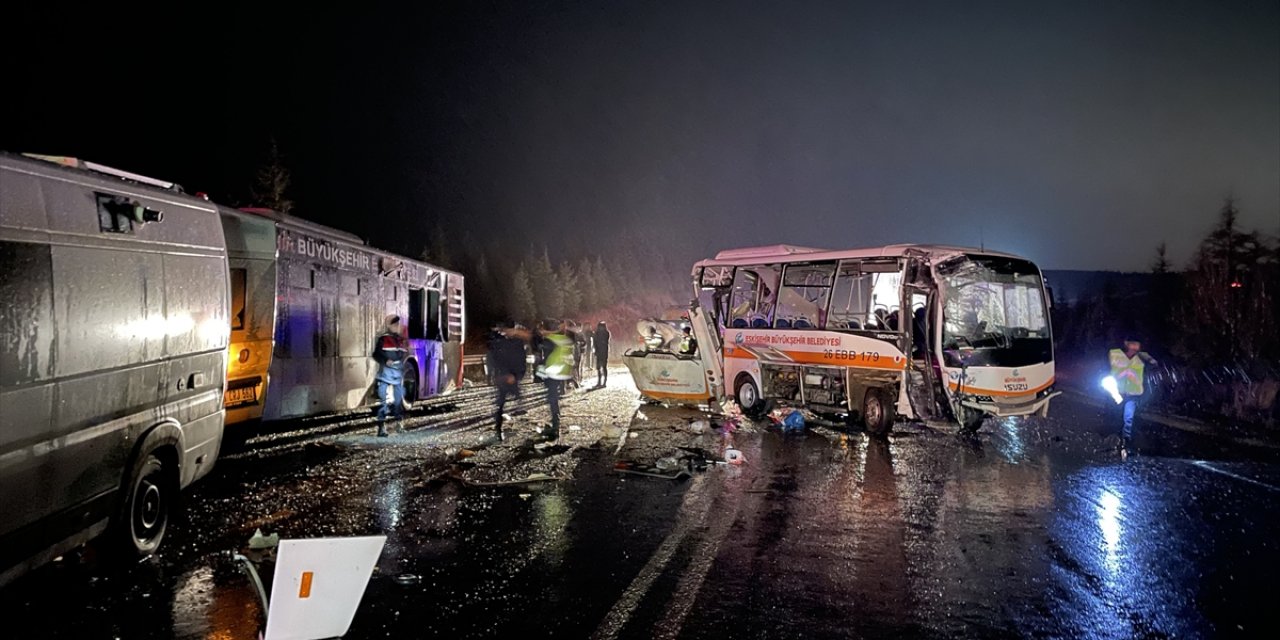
960,390,1061,418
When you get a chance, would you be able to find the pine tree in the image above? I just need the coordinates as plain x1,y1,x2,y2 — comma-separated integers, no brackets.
529,248,563,320
252,138,293,214
594,255,616,308
473,253,495,321
511,262,537,323
1151,242,1170,274
422,221,453,270
577,256,598,311
1185,198,1272,360
558,261,581,316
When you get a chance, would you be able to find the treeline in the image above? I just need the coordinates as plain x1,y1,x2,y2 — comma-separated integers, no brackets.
1053,198,1279,364
417,224,693,337
1053,199,1279,425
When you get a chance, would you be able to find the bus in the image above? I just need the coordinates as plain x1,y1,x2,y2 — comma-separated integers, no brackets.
218,207,465,425
687,244,1058,433
1,153,228,585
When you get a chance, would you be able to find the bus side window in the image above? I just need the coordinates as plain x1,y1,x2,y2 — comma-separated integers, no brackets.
408,288,427,340
776,262,835,329
729,264,781,328
426,289,443,341
728,269,758,328
830,261,901,330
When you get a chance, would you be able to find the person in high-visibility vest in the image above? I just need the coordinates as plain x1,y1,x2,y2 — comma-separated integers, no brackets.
1109,336,1159,455
535,319,574,440
678,325,698,356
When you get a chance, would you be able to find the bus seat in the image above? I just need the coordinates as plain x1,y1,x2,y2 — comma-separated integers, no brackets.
751,318,768,328
795,318,811,328
732,318,748,328
846,320,861,329
775,318,792,328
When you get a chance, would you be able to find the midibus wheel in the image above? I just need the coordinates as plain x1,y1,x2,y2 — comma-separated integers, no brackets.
863,388,895,436
114,449,176,558
957,407,985,433
734,375,767,418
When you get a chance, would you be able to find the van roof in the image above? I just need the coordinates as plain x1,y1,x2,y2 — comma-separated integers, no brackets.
20,154,183,192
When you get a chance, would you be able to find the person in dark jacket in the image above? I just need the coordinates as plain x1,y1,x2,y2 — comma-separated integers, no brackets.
592,321,611,388
487,322,528,441
372,315,409,437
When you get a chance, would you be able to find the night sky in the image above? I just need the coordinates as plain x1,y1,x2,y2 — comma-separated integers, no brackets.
5,1,1278,272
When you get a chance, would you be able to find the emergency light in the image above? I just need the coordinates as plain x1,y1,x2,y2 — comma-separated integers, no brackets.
1100,376,1123,404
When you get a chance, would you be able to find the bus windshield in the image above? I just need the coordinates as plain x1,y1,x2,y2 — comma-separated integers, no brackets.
939,255,1051,367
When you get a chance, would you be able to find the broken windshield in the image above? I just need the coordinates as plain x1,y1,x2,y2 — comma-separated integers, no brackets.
939,255,1051,367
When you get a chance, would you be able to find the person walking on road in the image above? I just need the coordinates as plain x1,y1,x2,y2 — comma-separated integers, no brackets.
535,319,574,441
372,315,409,437
487,321,528,442
1109,336,1158,456
593,321,611,388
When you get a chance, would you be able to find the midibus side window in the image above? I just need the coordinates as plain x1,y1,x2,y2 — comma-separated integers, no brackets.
230,268,247,331
427,289,443,341
728,264,780,328
775,262,835,329
408,288,427,339
829,261,902,331
697,266,734,328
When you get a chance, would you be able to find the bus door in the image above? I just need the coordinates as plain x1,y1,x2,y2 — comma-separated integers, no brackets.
696,265,734,330
903,255,944,420
693,266,733,403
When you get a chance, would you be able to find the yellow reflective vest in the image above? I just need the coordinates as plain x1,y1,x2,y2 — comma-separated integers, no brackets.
539,332,574,381
1109,348,1149,396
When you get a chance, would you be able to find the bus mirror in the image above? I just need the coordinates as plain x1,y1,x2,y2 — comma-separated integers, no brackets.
1045,287,1054,309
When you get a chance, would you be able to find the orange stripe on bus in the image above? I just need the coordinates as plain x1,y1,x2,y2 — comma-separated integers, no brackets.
642,390,715,401
724,348,907,371
946,378,1055,397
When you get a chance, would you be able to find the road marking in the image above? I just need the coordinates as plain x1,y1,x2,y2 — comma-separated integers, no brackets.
1189,461,1280,493
591,474,716,640
651,494,739,640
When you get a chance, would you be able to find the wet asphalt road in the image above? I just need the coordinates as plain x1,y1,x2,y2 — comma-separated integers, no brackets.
2,371,1279,639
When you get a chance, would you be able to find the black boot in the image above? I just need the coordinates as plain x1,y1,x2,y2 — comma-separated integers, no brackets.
377,422,389,438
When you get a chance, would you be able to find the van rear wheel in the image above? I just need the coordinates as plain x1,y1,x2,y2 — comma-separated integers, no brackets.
115,452,175,558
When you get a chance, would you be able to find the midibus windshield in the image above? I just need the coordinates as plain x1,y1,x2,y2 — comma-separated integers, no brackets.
939,255,1051,367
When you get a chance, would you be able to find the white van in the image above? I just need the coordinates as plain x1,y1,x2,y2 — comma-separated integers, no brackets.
0,153,229,586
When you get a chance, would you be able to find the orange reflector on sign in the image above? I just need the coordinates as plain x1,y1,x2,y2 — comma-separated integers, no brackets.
299,571,314,598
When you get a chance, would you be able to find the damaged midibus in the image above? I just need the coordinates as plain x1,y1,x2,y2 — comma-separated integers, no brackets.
683,244,1059,433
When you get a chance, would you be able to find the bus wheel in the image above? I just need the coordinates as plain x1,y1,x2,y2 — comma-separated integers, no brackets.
116,451,175,557
735,375,767,418
403,360,420,403
863,388,895,436
957,407,985,433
